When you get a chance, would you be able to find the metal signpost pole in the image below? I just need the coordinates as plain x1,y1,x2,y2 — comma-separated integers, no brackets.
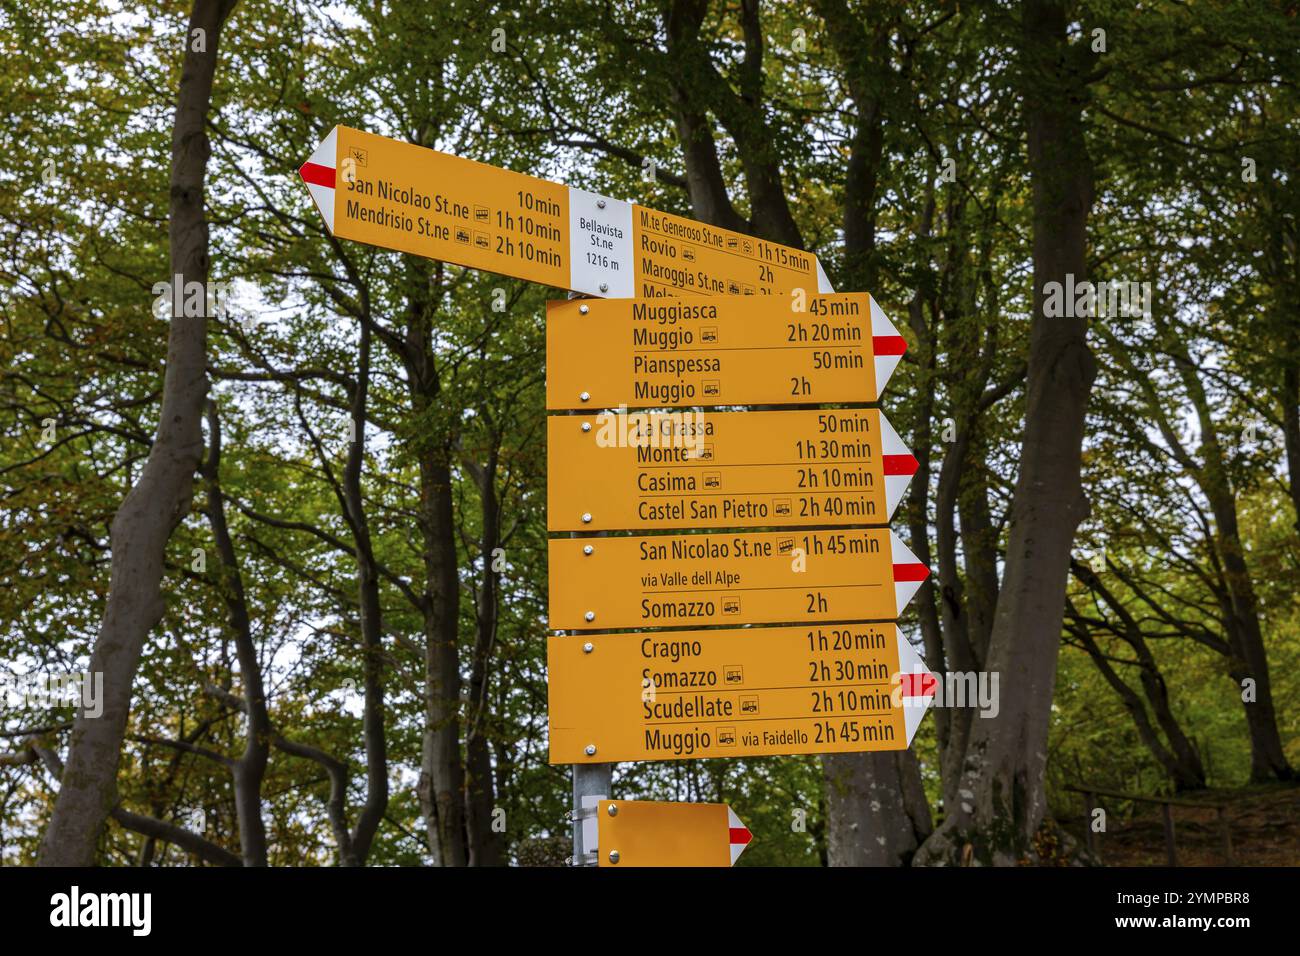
566,288,614,868
572,763,614,865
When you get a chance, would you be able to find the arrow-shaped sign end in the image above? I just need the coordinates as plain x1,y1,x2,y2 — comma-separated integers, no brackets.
879,412,918,519
896,632,936,745
816,259,835,294
889,530,930,615
869,295,907,398
299,127,339,234
727,807,751,865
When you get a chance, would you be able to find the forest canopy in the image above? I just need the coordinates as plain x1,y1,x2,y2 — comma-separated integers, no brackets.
0,0,1297,867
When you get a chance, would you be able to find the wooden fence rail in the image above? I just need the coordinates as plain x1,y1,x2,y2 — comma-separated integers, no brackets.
1065,784,1234,866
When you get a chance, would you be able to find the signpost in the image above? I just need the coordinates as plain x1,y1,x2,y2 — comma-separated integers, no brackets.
545,293,906,408
299,126,834,298
548,528,928,630
593,800,751,867
546,407,917,531
298,126,936,865
550,622,933,765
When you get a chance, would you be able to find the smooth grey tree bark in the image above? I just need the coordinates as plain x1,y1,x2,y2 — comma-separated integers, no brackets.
823,752,933,865
39,0,239,867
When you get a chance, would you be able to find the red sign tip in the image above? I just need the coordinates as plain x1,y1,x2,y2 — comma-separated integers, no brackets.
298,161,336,189
883,453,919,476
893,562,930,583
872,335,908,357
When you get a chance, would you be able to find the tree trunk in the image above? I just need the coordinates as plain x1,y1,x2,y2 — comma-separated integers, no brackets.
1282,357,1300,532
464,449,505,866
1068,563,1208,791
372,258,467,868
402,304,467,866
38,0,239,867
201,400,270,865
1100,312,1292,784
663,0,802,246
957,454,1000,666
814,0,890,291
416,449,466,865
823,752,932,866
1139,671,1207,791
340,321,388,864
1164,335,1293,782
915,0,1096,865
800,0,936,866
1066,611,1205,792
669,105,748,234
904,290,950,786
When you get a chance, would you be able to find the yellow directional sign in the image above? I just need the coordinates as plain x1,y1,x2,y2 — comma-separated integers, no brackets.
546,294,907,408
547,528,928,630
299,126,833,298
547,408,917,531
550,623,930,765
595,800,751,867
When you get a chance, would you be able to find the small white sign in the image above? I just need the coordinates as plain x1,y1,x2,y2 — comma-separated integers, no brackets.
567,187,634,298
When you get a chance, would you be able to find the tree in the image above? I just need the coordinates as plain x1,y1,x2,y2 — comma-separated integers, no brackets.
40,0,240,867
915,0,1097,864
